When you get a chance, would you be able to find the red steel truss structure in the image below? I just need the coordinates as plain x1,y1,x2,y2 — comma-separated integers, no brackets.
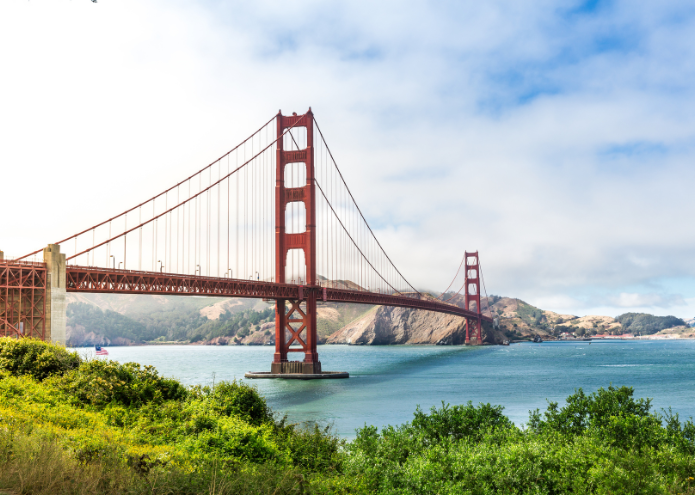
273,111,320,373
0,260,46,340
464,251,483,344
14,109,493,371
65,265,485,320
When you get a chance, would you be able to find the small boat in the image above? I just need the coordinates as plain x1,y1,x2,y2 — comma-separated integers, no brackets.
501,340,510,346
532,336,543,343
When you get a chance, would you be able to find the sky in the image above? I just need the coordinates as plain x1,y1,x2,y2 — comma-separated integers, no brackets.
1,0,695,319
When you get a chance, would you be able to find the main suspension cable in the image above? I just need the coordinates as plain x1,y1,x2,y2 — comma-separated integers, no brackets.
18,114,277,261
313,116,418,294
479,259,494,320
67,118,303,261
314,178,404,295
437,252,466,300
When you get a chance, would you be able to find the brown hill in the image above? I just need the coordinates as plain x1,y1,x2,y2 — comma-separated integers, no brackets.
325,294,651,345
327,293,505,345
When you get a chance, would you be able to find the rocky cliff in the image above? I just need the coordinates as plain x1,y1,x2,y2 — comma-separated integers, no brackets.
327,295,504,345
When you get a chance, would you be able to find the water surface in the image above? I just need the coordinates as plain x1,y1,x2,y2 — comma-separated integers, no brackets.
99,340,695,437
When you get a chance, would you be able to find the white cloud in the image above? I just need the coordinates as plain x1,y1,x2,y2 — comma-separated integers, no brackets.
608,292,687,308
1,0,695,317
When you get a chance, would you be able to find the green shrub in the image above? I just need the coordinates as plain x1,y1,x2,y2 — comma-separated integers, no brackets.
411,401,514,444
527,385,670,451
347,388,695,494
207,380,273,426
276,420,345,473
57,359,187,408
0,337,80,381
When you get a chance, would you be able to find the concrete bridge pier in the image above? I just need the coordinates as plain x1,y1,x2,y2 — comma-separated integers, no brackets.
43,244,66,345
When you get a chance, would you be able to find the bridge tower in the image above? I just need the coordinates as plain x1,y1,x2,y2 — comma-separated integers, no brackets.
464,251,483,345
271,109,321,375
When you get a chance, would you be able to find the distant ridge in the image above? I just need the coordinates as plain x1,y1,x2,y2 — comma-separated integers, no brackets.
63,290,692,347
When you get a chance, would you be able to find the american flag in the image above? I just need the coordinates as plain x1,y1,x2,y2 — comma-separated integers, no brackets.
95,346,109,356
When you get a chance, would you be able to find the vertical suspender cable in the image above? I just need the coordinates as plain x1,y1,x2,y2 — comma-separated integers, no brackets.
254,138,256,279
188,181,191,274
124,213,127,270
244,144,248,278
236,152,239,279
207,168,211,276
227,155,230,277
218,161,220,277
164,193,167,272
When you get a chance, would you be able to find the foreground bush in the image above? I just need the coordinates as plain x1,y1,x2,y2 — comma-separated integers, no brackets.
0,338,349,494
346,386,695,494
0,337,80,380
57,359,188,408
2,337,695,494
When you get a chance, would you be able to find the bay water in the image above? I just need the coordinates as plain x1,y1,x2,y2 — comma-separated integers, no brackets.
99,340,695,438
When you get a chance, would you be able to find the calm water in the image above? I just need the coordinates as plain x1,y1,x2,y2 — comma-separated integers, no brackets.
96,340,695,438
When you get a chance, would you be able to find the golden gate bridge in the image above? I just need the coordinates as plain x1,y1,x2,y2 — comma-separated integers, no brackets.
0,109,492,378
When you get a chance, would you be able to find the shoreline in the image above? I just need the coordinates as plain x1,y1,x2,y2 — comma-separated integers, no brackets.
68,336,695,348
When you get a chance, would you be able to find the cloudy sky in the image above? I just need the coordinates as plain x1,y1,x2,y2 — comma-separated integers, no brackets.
2,0,694,318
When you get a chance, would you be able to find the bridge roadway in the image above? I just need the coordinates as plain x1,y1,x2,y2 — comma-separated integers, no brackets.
66,265,493,322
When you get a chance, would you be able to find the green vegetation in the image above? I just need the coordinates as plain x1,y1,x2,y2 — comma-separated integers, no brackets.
487,294,502,306
2,337,695,494
515,300,547,329
347,387,695,494
554,323,596,337
68,296,374,345
616,312,686,335
0,337,346,494
188,307,274,343
67,302,274,344
134,307,209,342
67,303,147,342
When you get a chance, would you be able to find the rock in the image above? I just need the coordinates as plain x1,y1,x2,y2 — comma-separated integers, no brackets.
202,336,233,345
327,302,502,345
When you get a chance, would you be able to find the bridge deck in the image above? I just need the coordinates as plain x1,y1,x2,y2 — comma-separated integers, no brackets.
66,265,492,322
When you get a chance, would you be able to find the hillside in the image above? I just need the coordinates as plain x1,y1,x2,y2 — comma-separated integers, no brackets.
487,297,687,341
64,292,689,347
327,294,689,345
65,293,271,346
65,293,374,347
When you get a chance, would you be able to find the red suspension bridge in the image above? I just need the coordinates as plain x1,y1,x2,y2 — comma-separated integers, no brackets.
0,109,492,377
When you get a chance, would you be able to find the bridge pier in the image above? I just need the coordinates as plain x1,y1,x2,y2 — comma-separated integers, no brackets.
270,290,322,375
44,244,66,345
